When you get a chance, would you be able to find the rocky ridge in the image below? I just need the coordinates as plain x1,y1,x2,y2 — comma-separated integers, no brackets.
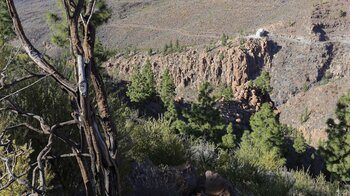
105,38,275,129
106,38,272,104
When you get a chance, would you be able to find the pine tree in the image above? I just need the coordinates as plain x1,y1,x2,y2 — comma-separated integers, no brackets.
254,70,272,95
293,132,307,154
221,33,228,46
143,59,156,97
320,90,350,182
182,82,225,142
90,0,112,26
237,130,286,170
127,68,144,102
222,122,236,148
47,1,69,47
236,103,286,170
164,100,177,122
127,60,155,103
250,103,284,150
47,0,111,47
160,69,175,108
0,0,14,67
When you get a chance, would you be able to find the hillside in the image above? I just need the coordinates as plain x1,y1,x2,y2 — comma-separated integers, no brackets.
14,0,350,147
15,0,312,48
2,0,350,195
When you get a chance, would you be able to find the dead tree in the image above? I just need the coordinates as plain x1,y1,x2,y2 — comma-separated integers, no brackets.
2,0,121,195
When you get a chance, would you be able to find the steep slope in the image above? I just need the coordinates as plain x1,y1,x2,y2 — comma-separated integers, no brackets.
279,77,350,147
270,1,350,146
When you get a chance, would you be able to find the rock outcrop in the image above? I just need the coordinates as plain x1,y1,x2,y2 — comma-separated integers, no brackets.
204,170,235,196
128,161,237,195
106,38,273,102
105,38,274,129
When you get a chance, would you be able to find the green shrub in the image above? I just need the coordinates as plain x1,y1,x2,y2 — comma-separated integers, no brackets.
236,131,286,171
222,86,233,100
339,10,346,17
215,150,343,196
293,132,307,154
221,33,228,46
219,52,225,61
216,151,292,195
128,117,186,166
254,70,272,95
0,141,33,194
289,170,339,195
187,138,218,173
148,48,153,56
221,123,236,148
300,107,311,124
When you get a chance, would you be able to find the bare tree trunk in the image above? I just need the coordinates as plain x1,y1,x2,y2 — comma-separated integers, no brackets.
73,148,95,195
83,22,121,196
5,0,121,195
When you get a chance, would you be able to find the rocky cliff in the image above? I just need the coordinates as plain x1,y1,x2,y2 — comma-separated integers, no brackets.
105,38,275,130
106,38,272,103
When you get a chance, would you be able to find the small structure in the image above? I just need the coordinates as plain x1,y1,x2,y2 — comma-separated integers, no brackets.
256,28,268,37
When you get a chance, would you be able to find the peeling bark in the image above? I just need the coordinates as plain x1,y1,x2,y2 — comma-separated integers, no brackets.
5,0,121,195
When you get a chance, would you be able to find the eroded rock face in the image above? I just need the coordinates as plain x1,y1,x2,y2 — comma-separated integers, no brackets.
105,38,273,129
106,38,272,102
